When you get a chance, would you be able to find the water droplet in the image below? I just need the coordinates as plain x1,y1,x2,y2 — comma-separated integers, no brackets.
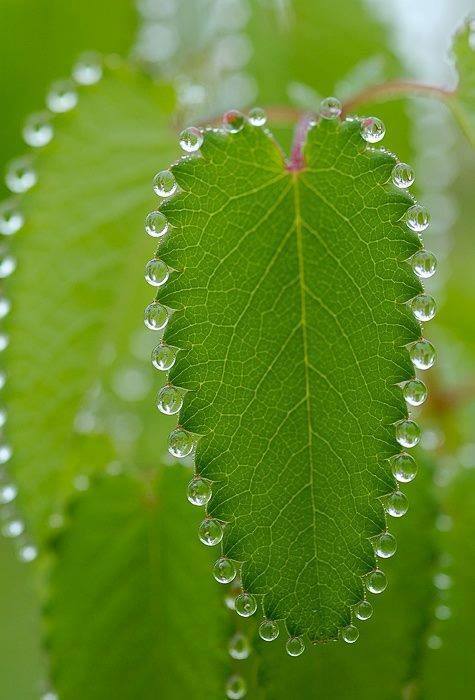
361,117,385,143
72,52,103,85
395,419,420,448
410,339,436,370
225,674,247,699
355,600,373,621
0,254,17,278
187,476,212,506
151,343,176,371
153,170,177,197
47,79,78,113
213,557,236,583
410,294,436,322
2,518,25,538
18,542,38,563
0,334,9,352
403,379,427,407
145,210,168,238
145,258,169,287
320,96,342,119
198,518,223,546
434,572,452,590
248,107,267,126
0,202,24,235
435,604,451,620
144,301,168,330
390,453,418,483
259,619,280,641
405,204,430,232
342,624,359,643
0,445,12,463
427,634,442,650
223,110,245,133
229,631,251,660
0,298,10,320
411,250,437,279
366,569,387,594
286,636,305,656
179,126,203,153
168,428,195,458
374,532,397,558
385,490,408,518
5,157,37,194
235,592,257,617
391,162,415,188
23,112,54,147
0,483,17,504
156,385,182,415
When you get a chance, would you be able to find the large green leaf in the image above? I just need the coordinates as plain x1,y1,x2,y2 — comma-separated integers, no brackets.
158,116,426,641
449,18,475,147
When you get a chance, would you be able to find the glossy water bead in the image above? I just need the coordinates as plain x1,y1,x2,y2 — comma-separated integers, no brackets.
248,107,267,126
151,343,176,371
18,543,38,563
259,619,280,641
23,112,54,147
0,445,12,463
410,340,436,370
2,518,25,538
6,157,37,194
361,117,385,143
0,299,10,319
213,557,236,584
235,592,257,618
411,250,437,279
156,385,182,415
374,532,397,558
145,210,168,238
410,294,436,322
391,162,415,188
0,202,24,235
47,80,78,113
179,126,203,153
144,301,168,330
386,490,408,518
228,632,251,660
286,636,305,657
366,569,387,594
0,483,18,504
223,109,245,133
187,476,212,506
145,258,169,287
395,419,420,448
168,428,195,458
72,52,103,85
0,334,9,352
153,170,177,197
403,379,427,407
405,204,430,232
355,600,373,621
198,518,223,546
391,453,418,483
320,96,342,119
225,675,247,700
342,625,359,644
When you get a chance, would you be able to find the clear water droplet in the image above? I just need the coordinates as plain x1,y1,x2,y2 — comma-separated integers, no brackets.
366,569,387,594
435,604,451,620
213,557,236,584
0,298,10,319
342,624,359,643
156,385,182,415
386,491,408,518
179,126,203,153
355,600,373,620
151,343,176,371
0,202,24,235
0,254,17,278
391,453,418,483
410,339,436,370
434,572,452,590
144,301,168,330
229,632,251,660
225,674,247,699
395,419,420,448
145,210,168,238
0,444,12,463
391,162,415,188
411,250,437,279
72,52,103,85
5,157,37,194
23,112,54,147
145,258,169,287
187,476,212,506
427,634,442,650
405,204,430,232
168,428,195,458
410,294,436,322
259,619,280,641
18,542,38,563
286,636,305,656
403,379,427,407
0,334,9,352
248,107,267,126
2,518,25,538
47,80,78,113
198,518,223,546
374,532,397,558
153,170,177,197
235,592,257,617
223,110,245,133
0,483,17,504
361,117,385,143
320,96,342,119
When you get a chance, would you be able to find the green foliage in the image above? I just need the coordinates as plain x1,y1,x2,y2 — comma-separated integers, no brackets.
450,18,475,147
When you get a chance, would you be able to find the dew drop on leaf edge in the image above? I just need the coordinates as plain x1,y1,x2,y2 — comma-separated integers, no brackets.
319,96,342,119
198,517,223,546
341,624,359,643
360,116,385,143
234,592,257,617
179,126,203,153
365,569,387,594
374,532,397,558
390,453,418,483
410,340,436,370
385,491,409,518
151,343,176,371
286,636,305,656
153,170,177,197
156,385,183,415
213,557,236,584
395,419,421,448
355,600,373,620
168,428,195,458
187,476,212,506
259,619,280,641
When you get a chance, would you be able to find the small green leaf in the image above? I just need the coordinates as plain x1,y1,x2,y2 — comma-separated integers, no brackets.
449,18,475,146
158,117,426,641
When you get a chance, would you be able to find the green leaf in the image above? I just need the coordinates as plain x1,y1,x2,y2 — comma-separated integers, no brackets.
47,467,231,700
158,117,425,641
3,64,177,540
449,17,475,147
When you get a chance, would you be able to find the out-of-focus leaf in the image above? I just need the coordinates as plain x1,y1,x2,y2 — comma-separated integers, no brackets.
449,18,475,147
